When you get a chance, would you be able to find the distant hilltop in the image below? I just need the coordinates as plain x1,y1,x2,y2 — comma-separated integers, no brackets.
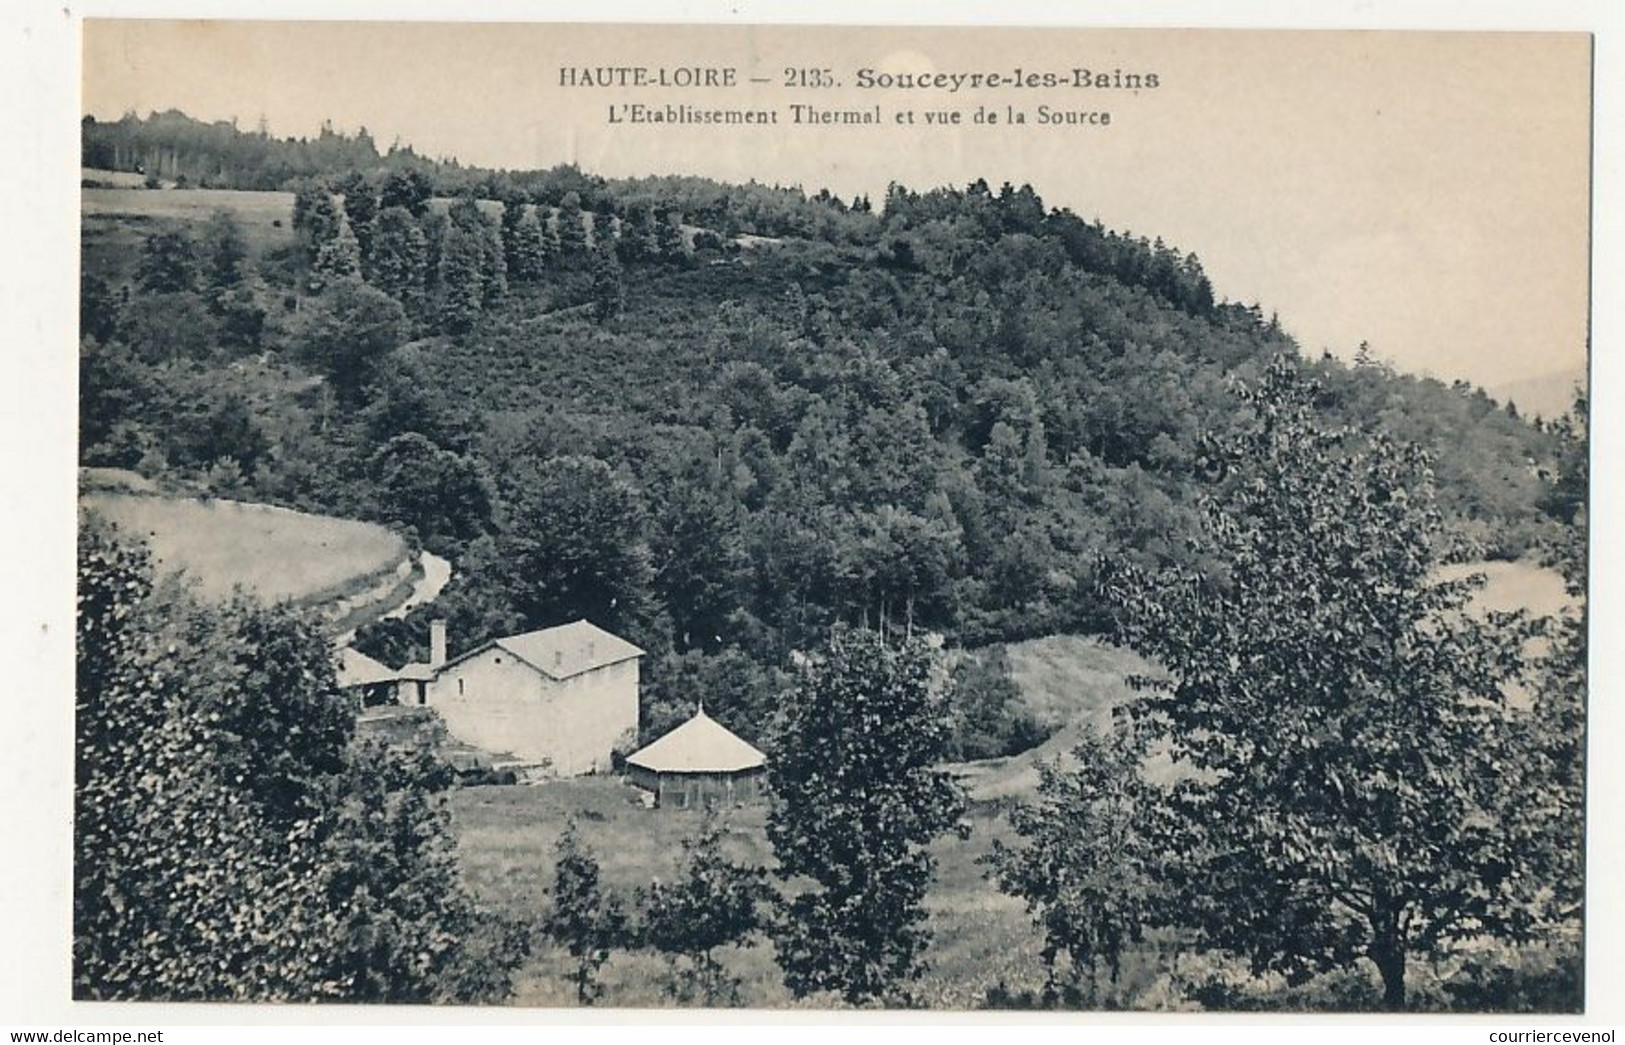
1486,364,1587,422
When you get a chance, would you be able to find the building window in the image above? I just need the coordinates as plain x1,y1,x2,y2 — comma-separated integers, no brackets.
458,678,465,696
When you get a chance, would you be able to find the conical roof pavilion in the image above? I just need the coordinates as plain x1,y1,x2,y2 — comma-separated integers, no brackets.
625,707,766,774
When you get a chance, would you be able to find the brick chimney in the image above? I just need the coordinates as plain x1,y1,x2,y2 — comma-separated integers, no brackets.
430,619,448,670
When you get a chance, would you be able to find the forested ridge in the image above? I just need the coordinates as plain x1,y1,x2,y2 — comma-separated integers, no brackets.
81,110,1575,747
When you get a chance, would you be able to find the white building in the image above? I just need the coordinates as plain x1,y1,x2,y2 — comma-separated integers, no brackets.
422,619,644,777
337,618,643,777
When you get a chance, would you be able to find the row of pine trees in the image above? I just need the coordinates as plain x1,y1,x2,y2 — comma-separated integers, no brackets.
292,168,696,332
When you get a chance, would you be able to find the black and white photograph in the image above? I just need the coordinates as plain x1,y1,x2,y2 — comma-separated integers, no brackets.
3,7,1613,1030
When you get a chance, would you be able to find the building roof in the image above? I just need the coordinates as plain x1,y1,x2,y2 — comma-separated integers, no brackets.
335,646,398,688
626,708,767,774
445,619,645,680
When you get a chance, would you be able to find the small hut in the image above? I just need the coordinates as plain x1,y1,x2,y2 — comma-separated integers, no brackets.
625,707,768,810
335,646,400,708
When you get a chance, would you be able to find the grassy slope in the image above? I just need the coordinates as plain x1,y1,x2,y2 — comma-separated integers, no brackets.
80,487,408,606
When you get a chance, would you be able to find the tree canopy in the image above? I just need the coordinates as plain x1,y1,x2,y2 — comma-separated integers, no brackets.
74,519,525,1002
1104,360,1567,1009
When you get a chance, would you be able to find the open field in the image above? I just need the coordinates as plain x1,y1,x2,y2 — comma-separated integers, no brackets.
81,184,297,285
80,488,409,607
81,184,298,228
446,777,1169,1009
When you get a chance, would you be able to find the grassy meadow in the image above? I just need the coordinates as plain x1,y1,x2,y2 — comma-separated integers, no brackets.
80,488,408,606
446,634,1187,1010
446,777,1129,1009
81,183,297,285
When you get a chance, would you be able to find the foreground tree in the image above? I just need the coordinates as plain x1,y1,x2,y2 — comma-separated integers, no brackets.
1104,359,1561,1010
74,520,525,1001
986,724,1158,1007
1528,390,1587,922
639,813,771,1005
543,822,627,1005
766,626,966,1005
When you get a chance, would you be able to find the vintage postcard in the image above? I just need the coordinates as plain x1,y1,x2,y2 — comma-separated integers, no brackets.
44,14,1600,1024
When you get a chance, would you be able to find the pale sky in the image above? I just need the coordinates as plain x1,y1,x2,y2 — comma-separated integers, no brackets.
83,22,1592,407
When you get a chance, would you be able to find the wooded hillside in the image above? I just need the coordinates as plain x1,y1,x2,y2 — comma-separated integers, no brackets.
80,110,1578,747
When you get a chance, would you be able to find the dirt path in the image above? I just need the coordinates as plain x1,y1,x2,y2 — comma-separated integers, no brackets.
383,551,452,620
332,551,453,647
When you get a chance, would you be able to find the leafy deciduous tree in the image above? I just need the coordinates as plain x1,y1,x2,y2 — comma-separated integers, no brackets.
1104,360,1558,1010
313,213,363,279
987,724,1158,1006
493,455,657,642
766,626,967,1005
639,813,771,1005
543,821,627,1005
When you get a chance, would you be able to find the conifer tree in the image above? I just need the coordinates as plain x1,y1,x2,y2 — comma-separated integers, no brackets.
478,214,507,307
336,170,378,266
293,185,341,263
135,229,198,295
588,243,624,323
639,813,770,1005
499,194,529,278
200,209,249,289
508,208,547,283
369,206,429,312
436,220,486,333
1105,359,1561,1011
378,168,432,217
313,212,363,278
